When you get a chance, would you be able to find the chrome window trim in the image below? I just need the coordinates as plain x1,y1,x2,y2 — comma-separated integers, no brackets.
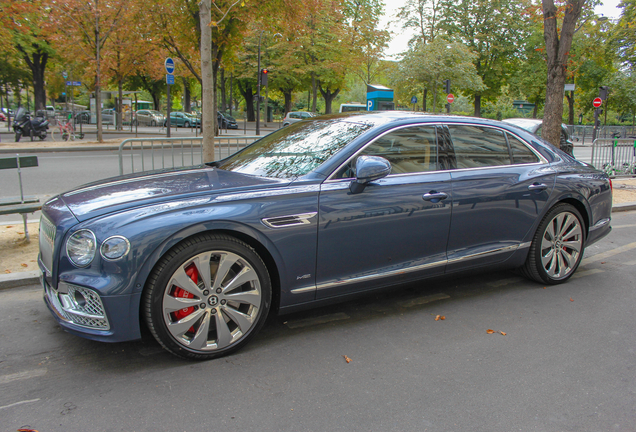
325,122,549,182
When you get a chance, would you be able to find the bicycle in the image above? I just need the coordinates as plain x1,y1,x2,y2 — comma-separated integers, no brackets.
52,118,85,141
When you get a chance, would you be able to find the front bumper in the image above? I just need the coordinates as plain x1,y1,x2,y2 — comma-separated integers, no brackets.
41,267,142,343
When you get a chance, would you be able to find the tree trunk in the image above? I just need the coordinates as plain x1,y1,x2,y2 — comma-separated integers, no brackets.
95,25,103,143
542,0,583,150
422,88,427,112
311,73,317,113
199,0,215,162
319,84,340,114
219,68,227,113
182,77,191,112
565,90,575,125
474,94,482,117
117,79,123,130
17,46,48,112
283,89,292,114
237,80,255,121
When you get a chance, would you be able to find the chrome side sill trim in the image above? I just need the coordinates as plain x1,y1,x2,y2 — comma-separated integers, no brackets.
590,218,610,232
316,260,447,291
447,244,518,264
518,241,532,249
290,286,316,294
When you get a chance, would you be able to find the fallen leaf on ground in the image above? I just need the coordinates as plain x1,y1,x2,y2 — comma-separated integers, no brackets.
570,297,574,302
487,329,495,334
17,232,24,235
601,261,606,264
435,315,441,321
487,329,506,335
343,355,351,363
21,263,28,267
440,315,446,320
4,270,11,273
543,287,547,289
5,225,13,228
500,331,507,336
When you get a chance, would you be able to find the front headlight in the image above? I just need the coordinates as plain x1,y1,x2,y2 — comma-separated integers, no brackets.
66,229,96,267
100,235,130,261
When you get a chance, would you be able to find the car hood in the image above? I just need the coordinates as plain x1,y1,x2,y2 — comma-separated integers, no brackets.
59,166,289,222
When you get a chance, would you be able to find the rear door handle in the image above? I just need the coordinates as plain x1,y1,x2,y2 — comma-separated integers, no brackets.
422,191,449,202
528,183,548,192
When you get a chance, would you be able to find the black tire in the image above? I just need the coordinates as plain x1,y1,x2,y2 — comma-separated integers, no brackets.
521,203,585,285
143,233,272,360
15,132,21,142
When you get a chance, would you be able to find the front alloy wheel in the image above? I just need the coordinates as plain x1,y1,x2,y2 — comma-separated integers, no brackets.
522,203,585,284
144,234,271,360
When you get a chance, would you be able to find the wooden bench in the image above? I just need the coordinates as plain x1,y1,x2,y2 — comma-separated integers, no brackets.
0,155,42,241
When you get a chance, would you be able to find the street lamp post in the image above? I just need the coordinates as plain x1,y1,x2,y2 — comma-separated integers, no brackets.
256,30,263,136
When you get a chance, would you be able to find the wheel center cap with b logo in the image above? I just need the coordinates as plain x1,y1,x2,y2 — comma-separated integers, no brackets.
208,296,219,307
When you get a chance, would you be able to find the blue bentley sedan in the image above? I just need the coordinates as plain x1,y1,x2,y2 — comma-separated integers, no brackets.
39,112,612,359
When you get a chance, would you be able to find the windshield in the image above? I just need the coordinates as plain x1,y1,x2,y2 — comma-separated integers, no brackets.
14,107,27,122
216,118,373,179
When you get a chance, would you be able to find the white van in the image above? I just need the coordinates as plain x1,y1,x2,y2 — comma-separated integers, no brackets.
339,103,367,113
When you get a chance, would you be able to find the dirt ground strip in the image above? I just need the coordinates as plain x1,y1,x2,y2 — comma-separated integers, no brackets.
2,182,636,275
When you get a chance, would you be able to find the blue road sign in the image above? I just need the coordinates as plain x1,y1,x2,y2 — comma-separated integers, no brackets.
166,74,175,85
66,81,82,86
165,58,175,74
411,96,418,104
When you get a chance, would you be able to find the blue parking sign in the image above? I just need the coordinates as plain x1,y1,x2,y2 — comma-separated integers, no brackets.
166,74,175,85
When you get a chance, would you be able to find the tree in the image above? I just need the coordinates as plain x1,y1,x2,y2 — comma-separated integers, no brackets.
395,0,442,47
611,0,636,71
0,0,55,111
541,0,584,149
398,38,485,112
438,0,531,116
49,0,127,142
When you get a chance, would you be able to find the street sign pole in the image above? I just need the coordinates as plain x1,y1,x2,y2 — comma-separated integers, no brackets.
592,97,603,142
165,58,175,138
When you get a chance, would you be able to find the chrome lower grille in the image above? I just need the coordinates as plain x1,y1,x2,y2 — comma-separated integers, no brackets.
45,281,110,330
39,215,56,276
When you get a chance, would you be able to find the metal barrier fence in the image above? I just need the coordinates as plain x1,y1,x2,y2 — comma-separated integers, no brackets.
590,138,636,177
568,125,636,145
118,136,259,175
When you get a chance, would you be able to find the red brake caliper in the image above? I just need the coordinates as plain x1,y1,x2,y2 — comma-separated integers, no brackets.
170,264,199,327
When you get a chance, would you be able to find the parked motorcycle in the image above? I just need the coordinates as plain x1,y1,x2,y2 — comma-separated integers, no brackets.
13,107,49,142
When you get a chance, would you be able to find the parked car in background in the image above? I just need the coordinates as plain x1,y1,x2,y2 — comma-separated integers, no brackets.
503,118,574,155
339,103,367,113
218,112,238,129
101,109,115,125
282,111,316,127
135,109,164,127
39,111,612,360
75,111,91,124
0,112,6,121
164,111,197,127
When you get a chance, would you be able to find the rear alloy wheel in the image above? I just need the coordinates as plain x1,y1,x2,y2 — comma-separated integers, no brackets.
522,203,585,284
144,234,271,360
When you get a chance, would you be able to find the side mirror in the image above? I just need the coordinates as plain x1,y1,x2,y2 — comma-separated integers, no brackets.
349,155,391,194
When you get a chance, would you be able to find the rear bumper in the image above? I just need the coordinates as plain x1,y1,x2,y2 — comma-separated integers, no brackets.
587,217,612,247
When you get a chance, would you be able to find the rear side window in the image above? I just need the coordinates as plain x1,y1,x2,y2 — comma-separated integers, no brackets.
359,126,438,174
507,133,539,164
448,125,511,168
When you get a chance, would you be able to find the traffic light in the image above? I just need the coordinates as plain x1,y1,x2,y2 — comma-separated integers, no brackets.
260,68,269,87
444,79,451,94
599,86,609,100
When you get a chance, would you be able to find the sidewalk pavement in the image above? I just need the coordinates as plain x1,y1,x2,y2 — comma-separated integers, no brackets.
1,140,635,290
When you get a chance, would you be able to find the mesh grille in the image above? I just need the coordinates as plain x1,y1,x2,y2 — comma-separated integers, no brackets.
39,215,56,248
64,285,110,330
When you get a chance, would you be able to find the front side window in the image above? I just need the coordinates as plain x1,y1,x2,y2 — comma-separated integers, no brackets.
449,125,511,168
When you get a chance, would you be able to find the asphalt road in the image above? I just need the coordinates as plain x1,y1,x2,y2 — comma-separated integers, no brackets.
1,210,635,432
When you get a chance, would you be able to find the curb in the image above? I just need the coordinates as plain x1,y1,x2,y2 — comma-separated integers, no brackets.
0,270,40,291
2,203,635,291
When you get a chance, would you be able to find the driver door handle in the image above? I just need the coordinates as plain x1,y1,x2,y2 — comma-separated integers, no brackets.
528,183,548,192
422,191,449,202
